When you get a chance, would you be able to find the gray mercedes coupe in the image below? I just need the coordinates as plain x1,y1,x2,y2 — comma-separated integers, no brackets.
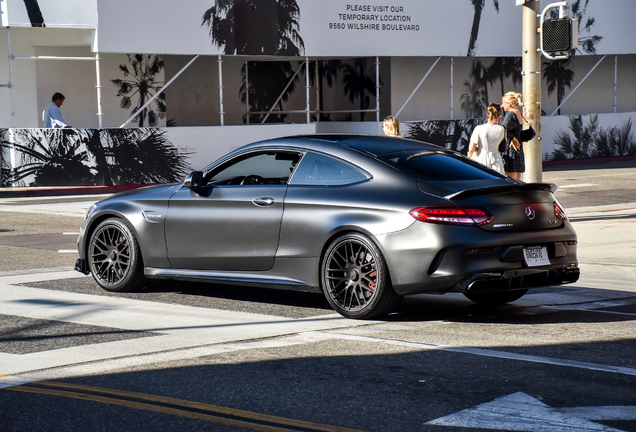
75,134,580,319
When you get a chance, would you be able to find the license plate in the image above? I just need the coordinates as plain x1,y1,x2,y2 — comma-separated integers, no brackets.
523,246,550,267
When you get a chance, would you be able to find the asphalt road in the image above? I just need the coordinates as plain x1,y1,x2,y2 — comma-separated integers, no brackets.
0,161,635,432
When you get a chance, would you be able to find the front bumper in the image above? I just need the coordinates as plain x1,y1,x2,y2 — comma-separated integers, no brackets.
75,258,89,275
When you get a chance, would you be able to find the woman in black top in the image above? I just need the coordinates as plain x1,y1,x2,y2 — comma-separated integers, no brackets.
501,92,524,180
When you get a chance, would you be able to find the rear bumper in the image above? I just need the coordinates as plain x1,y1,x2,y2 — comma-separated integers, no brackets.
456,263,580,293
377,220,580,296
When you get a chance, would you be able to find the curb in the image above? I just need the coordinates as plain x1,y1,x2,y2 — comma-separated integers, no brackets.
0,185,148,198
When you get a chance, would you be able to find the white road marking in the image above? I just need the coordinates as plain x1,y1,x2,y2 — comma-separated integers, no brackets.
303,332,636,377
557,183,599,188
0,278,365,380
58,249,78,254
425,392,629,431
546,172,636,181
559,405,636,421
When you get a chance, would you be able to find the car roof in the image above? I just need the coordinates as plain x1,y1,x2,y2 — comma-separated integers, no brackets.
205,134,449,172
287,134,444,157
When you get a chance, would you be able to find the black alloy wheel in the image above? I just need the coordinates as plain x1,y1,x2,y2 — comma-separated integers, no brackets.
88,218,145,292
321,233,401,319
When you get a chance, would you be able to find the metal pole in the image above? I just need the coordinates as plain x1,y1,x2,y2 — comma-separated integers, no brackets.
95,53,103,128
9,128,16,186
7,27,16,128
522,1,542,183
218,55,224,126
375,56,380,122
305,57,310,124
315,60,320,122
119,55,199,128
613,55,617,113
245,61,249,124
450,57,454,120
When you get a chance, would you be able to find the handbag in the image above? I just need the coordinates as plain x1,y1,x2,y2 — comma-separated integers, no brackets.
519,125,536,142
498,136,507,153
519,114,536,142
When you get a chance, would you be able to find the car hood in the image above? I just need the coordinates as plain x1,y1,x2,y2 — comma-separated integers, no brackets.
97,182,182,204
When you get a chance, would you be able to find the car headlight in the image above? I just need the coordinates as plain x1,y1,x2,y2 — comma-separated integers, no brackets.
85,204,97,220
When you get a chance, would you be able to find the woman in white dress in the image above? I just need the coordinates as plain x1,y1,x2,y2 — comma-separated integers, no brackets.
467,103,505,174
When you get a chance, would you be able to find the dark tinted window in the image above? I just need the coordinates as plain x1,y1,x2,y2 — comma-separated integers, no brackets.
380,151,505,181
290,153,370,186
206,151,300,185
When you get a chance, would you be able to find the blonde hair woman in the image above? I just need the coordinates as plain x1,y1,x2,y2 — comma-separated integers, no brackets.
467,103,505,174
383,115,401,136
501,92,525,180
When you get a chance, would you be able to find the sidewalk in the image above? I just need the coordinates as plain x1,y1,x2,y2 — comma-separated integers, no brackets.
0,184,145,198
568,202,636,284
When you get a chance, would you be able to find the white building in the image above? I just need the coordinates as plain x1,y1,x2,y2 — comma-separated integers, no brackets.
1,0,635,186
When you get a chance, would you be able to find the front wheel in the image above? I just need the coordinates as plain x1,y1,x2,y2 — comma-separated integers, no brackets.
463,289,528,305
321,233,402,319
88,218,145,292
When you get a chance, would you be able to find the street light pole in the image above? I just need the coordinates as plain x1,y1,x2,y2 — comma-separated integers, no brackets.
522,0,542,183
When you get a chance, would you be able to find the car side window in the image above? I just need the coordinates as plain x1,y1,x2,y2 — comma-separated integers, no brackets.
206,151,300,186
290,153,370,186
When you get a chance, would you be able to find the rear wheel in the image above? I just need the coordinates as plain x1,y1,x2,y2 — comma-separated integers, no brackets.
321,233,402,319
464,289,528,305
88,218,145,292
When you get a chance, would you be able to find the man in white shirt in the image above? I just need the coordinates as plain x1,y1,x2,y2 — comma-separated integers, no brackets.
42,92,70,128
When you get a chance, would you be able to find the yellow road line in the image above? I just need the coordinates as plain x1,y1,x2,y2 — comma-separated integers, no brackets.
7,381,365,432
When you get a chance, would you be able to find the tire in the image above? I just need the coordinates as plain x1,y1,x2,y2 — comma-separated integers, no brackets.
321,233,402,319
463,289,528,305
88,218,145,292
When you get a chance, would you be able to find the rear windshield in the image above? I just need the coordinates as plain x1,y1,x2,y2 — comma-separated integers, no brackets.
379,150,505,181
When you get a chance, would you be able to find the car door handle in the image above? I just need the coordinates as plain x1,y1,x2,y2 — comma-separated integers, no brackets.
252,197,275,207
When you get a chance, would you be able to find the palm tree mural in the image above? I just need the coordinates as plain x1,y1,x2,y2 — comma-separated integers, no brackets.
1,129,94,186
341,58,377,122
309,60,342,121
570,0,603,55
240,61,301,123
467,0,499,56
543,58,575,116
460,74,487,119
550,115,636,160
111,54,166,127
203,0,304,123
542,0,603,115
23,0,45,27
202,0,304,56
460,58,521,118
404,119,480,154
1,129,191,187
488,57,522,96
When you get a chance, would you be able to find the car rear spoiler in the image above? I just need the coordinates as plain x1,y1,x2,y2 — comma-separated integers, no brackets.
445,182,559,200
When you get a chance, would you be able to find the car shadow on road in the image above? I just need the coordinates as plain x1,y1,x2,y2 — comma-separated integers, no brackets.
27,276,636,325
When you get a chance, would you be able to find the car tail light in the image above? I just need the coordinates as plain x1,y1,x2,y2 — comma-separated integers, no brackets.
410,207,494,226
554,201,568,220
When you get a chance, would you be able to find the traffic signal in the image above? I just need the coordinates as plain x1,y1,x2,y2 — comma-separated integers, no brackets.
542,17,578,55
539,2,579,60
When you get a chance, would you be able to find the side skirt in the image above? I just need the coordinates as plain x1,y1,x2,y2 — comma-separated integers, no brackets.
144,268,321,293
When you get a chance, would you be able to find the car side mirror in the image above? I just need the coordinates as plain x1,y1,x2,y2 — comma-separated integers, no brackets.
184,171,203,192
